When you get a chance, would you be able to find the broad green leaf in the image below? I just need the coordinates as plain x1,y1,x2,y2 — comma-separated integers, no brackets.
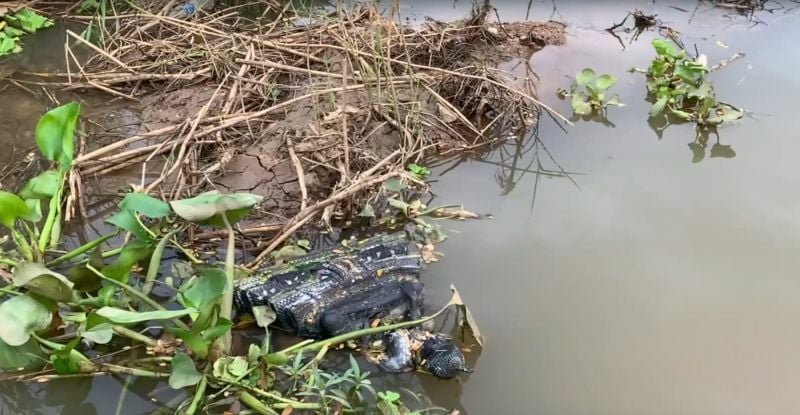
168,327,210,358
80,323,113,344
178,268,227,311
66,247,105,292
96,306,195,324
0,337,45,371
106,209,151,241
252,306,276,328
0,191,29,228
575,68,595,86
201,318,232,341
674,64,698,83
35,102,80,167
227,356,249,377
0,295,52,346
170,191,262,227
12,262,75,302
101,239,154,284
649,96,669,116
571,94,592,115
595,74,617,91
19,171,60,200
169,353,202,389
688,81,713,99
119,193,172,218
382,178,405,193
358,204,375,218
652,39,676,57
22,199,42,223
4,9,54,33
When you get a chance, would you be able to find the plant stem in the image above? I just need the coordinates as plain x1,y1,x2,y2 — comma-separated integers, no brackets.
47,232,117,267
235,385,321,410
273,296,460,357
141,229,179,297
185,375,207,415
39,169,67,253
86,264,190,330
11,229,34,262
102,363,167,378
113,325,158,348
0,287,21,297
0,257,17,267
238,391,276,414
219,213,236,353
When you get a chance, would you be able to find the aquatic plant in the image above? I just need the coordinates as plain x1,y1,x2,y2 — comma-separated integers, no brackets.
557,68,624,116
643,38,743,126
0,105,476,414
0,8,53,57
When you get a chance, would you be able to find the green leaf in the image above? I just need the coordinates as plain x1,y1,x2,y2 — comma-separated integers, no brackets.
252,306,276,328
80,323,113,344
227,356,248,377
178,268,227,311
12,262,75,302
595,74,617,91
201,318,232,341
382,178,405,193
119,193,172,219
19,171,60,200
106,209,151,241
101,239,154,283
0,337,45,371
170,191,262,227
575,68,596,86
5,9,54,33
407,163,431,177
571,94,592,115
169,353,202,389
66,247,105,292
0,191,30,228
652,39,676,57
358,204,376,218
0,295,52,346
22,199,42,223
649,96,669,116
96,307,195,324
168,328,209,359
35,102,80,167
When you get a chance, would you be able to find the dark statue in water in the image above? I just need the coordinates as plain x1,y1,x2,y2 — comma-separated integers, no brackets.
233,233,472,379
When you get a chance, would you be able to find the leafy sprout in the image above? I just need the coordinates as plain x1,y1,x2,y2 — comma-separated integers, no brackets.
557,68,624,116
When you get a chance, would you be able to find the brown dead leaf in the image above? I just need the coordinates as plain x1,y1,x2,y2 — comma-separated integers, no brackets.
437,103,459,123
370,318,381,328
434,207,481,220
281,407,294,415
323,105,360,122
417,243,443,263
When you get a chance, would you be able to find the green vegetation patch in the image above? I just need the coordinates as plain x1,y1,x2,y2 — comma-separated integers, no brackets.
0,8,53,58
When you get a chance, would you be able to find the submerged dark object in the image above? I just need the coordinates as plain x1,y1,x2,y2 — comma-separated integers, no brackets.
380,329,473,379
420,335,473,379
234,233,423,338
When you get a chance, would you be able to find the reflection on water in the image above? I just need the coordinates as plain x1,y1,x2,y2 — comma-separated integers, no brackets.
2,1,800,414
422,1,800,414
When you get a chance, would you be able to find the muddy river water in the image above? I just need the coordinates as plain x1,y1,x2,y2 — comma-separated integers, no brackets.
2,0,800,414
